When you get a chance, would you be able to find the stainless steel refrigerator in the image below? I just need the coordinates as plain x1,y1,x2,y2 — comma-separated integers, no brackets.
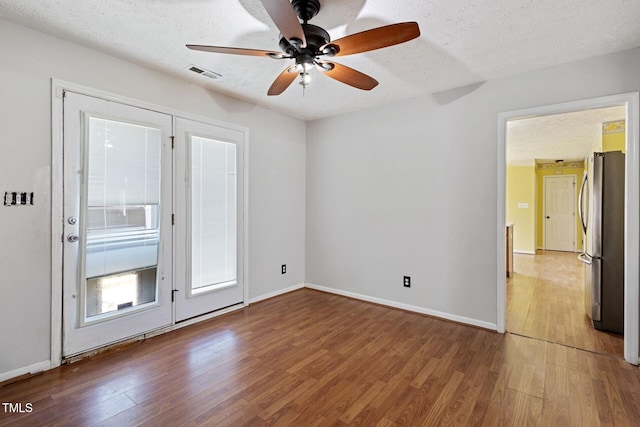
578,151,625,334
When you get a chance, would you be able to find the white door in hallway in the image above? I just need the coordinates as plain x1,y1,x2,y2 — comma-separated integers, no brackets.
174,117,245,322
544,175,576,252
62,92,173,357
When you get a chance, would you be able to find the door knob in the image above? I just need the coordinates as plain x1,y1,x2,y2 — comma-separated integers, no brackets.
67,234,79,243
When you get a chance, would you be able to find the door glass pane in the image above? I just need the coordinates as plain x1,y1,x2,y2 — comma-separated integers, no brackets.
190,135,237,294
83,117,162,321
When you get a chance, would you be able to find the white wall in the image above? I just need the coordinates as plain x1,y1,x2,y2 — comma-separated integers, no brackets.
3,15,640,380
0,18,306,377
306,47,640,327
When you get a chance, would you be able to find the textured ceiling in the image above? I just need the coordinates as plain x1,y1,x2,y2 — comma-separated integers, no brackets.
507,106,626,166
1,0,639,120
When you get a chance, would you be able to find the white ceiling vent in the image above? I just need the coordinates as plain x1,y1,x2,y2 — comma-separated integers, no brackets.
185,65,221,80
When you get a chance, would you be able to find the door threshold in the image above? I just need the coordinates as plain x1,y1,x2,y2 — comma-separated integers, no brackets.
174,303,245,328
63,324,172,364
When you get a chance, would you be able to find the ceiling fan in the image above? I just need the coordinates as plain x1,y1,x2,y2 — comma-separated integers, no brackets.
187,0,420,96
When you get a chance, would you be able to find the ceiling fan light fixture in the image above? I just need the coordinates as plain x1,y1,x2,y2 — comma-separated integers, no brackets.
294,54,316,90
295,61,314,73
299,72,311,87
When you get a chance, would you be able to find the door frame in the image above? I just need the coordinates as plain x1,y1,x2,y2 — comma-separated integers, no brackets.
51,79,250,367
541,174,577,252
497,92,640,365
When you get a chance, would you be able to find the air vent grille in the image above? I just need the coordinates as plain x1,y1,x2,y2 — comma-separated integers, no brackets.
185,64,222,80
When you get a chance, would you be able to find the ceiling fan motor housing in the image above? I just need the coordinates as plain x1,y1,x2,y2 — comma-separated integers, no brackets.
292,0,321,22
279,23,331,57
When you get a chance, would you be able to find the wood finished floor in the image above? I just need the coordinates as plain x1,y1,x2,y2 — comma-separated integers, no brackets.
2,288,640,426
507,250,624,358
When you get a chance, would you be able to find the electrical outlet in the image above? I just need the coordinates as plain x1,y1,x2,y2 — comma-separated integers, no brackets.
281,264,286,274
403,276,411,287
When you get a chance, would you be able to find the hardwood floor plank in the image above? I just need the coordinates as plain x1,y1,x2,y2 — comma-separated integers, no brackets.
419,370,465,426
194,398,250,426
508,362,545,398
504,388,543,426
367,374,410,414
385,380,427,425
338,380,386,424
541,394,571,426
468,369,499,426
601,371,633,425
592,378,615,426
480,363,513,426
409,357,440,389
375,417,399,427
1,288,640,426
441,365,490,425
569,370,600,427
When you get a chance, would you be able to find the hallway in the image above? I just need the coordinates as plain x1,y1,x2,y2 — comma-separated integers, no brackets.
507,251,624,358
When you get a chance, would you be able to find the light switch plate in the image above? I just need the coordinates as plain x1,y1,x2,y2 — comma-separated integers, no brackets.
4,192,34,206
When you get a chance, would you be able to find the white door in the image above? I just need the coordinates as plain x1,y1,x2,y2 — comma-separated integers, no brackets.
544,175,576,252
174,117,245,322
63,92,173,357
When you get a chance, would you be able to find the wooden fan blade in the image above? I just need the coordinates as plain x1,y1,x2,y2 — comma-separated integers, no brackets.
321,62,378,91
268,66,298,96
187,45,283,57
327,22,420,57
260,0,306,47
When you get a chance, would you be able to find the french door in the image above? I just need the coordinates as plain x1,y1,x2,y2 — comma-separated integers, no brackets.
62,91,245,357
174,118,245,322
62,92,173,357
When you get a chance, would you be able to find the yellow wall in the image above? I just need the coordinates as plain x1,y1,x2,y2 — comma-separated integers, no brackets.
506,165,536,253
602,120,625,152
536,164,585,251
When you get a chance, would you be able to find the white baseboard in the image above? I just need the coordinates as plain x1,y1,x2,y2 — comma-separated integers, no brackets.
248,283,305,304
0,360,51,384
305,283,497,331
514,250,536,255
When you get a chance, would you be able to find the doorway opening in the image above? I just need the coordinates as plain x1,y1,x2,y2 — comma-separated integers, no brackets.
497,93,639,365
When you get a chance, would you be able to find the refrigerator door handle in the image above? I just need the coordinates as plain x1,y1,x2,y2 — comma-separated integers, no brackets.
578,172,588,234
578,252,592,265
